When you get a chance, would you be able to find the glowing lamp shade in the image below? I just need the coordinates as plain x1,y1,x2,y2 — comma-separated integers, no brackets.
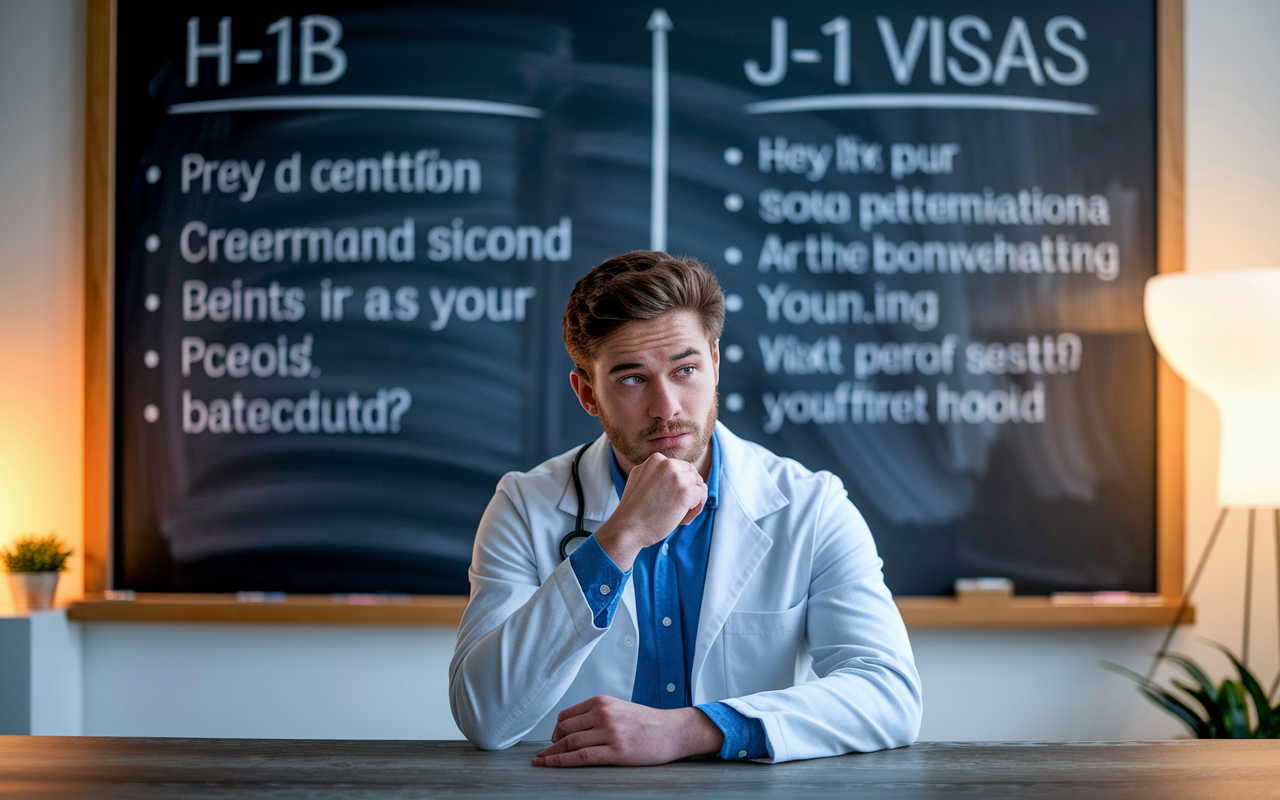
1145,270,1280,508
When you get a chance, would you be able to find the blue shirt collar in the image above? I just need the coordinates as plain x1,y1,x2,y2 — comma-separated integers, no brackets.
609,431,720,511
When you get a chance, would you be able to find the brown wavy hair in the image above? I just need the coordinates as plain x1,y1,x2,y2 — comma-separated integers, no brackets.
563,251,725,376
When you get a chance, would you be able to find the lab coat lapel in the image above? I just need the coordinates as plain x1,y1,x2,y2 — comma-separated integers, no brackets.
691,425,787,695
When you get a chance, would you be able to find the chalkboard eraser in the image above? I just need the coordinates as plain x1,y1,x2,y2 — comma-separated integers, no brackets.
236,591,287,603
331,593,413,605
1049,592,1165,606
103,589,136,601
954,577,1014,604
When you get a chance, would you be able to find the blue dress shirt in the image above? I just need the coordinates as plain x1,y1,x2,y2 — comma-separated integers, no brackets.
568,434,768,761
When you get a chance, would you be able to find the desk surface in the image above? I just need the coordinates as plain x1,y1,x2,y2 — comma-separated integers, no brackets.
3,738,1278,799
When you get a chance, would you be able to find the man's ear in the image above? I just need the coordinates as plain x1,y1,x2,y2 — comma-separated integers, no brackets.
569,369,600,417
710,339,720,387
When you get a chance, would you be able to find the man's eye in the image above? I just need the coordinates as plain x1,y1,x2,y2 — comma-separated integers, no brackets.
676,366,695,376
620,375,643,385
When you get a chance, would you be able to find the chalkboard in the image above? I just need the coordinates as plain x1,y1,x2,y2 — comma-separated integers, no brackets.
111,0,1162,597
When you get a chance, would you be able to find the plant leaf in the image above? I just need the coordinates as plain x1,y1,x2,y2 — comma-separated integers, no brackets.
1209,644,1273,736
1161,652,1219,703
1170,679,1225,735
1217,680,1252,738
1138,686,1211,738
1102,661,1211,738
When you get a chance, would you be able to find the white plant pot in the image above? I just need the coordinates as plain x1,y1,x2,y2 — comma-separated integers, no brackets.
7,571,59,613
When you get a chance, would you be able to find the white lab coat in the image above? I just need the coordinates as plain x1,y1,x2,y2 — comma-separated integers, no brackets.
449,422,922,763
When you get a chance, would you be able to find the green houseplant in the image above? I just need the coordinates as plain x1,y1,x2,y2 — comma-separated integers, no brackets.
2,533,73,613
1105,644,1280,738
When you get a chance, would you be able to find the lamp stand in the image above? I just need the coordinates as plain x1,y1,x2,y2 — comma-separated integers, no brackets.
1147,507,1280,701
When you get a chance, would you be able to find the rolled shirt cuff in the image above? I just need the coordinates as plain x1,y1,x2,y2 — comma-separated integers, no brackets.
567,534,630,628
696,702,769,761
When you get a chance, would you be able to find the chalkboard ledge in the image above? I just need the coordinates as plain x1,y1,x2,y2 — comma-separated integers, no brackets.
65,594,1193,628
67,593,468,625
896,596,1193,628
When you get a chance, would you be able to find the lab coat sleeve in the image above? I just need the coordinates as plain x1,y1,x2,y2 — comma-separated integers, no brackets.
719,474,923,763
448,476,613,750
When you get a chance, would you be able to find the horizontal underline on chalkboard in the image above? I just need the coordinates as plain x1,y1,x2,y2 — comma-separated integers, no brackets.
167,95,544,119
745,94,1098,116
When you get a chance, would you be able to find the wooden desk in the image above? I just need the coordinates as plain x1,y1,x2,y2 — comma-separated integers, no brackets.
2,738,1276,798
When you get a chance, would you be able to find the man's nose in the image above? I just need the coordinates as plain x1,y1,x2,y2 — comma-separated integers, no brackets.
647,378,680,419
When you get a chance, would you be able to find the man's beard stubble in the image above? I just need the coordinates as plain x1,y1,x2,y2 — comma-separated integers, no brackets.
599,393,719,469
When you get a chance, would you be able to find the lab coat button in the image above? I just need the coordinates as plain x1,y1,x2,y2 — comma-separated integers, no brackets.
624,636,635,647
662,616,672,627
666,683,675,692
738,750,748,758
600,584,610,595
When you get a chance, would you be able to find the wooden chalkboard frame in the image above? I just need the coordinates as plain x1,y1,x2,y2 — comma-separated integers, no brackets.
79,0,1189,627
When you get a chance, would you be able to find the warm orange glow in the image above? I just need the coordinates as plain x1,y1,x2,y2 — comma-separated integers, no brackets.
0,344,85,614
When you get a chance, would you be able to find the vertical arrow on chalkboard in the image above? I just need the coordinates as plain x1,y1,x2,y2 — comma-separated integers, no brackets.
648,8,671,252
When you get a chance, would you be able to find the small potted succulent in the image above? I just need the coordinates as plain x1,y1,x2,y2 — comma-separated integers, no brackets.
2,533,73,613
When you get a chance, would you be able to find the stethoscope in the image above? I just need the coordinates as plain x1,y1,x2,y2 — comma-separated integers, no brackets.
558,441,595,560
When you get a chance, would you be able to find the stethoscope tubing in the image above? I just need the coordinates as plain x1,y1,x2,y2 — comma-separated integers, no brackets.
559,441,595,561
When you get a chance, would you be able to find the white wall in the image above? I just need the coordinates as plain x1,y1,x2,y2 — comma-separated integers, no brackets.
81,623,462,739
1,0,1277,742
0,0,86,613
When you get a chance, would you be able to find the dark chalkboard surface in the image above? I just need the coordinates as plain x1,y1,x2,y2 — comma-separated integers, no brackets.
113,0,1158,596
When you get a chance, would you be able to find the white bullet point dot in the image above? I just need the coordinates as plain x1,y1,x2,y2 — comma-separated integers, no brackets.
726,393,744,412
723,147,744,166
143,404,159,423
145,165,161,183
725,293,743,312
725,344,744,363
145,234,160,252
144,350,159,368
724,193,744,212
144,293,160,311
724,247,743,265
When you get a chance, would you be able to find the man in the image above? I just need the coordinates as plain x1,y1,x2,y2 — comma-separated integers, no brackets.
449,251,921,765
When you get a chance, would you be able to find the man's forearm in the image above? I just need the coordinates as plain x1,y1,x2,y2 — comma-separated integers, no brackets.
671,707,726,759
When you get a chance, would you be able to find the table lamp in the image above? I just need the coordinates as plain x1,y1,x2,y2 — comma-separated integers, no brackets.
1144,268,1280,683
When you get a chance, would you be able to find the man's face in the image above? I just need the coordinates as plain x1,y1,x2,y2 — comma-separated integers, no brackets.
570,310,720,475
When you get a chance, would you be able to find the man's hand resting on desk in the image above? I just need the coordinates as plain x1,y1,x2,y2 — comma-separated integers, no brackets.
531,696,723,767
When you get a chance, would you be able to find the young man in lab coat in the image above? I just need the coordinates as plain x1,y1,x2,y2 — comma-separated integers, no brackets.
449,251,921,765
